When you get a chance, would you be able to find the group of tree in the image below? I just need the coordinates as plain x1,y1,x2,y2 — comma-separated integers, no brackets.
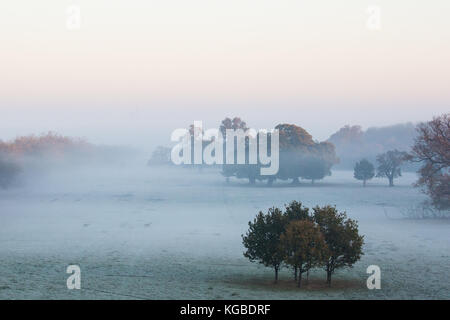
353,149,408,187
0,132,134,189
0,132,90,158
242,201,364,287
151,117,340,185
0,132,84,189
351,113,449,211
221,118,339,185
353,159,375,186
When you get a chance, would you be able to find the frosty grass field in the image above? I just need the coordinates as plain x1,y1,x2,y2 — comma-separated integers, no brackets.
0,165,449,299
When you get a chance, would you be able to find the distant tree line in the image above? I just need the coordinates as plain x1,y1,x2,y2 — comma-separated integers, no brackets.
242,201,364,287
149,117,340,185
148,113,449,211
0,132,134,189
353,150,408,187
220,118,339,185
351,113,449,211
328,123,417,170
0,132,87,189
0,132,90,157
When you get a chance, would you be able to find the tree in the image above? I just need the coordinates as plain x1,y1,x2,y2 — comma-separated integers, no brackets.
219,117,248,137
376,150,408,186
0,156,21,189
222,164,236,183
301,157,331,184
313,206,364,287
242,207,285,283
147,146,172,166
354,159,375,187
221,122,339,186
284,200,310,222
220,117,257,184
280,220,328,288
276,124,315,184
275,124,338,185
408,114,450,210
283,201,311,280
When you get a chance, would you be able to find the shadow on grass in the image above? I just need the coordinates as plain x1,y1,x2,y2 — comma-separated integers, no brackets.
219,180,411,189
223,276,365,292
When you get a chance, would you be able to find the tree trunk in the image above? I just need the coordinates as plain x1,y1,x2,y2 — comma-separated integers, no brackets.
226,177,230,184
274,267,279,284
363,179,366,187
294,266,298,281
292,177,300,185
249,177,256,185
267,178,274,186
298,272,302,288
311,179,314,185
389,177,394,187
306,269,309,285
326,270,332,287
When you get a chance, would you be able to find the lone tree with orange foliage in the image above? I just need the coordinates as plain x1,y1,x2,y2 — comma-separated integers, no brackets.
283,201,311,281
280,220,328,288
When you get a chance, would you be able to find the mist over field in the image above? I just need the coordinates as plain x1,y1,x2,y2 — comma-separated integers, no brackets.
0,119,448,300
1,1,449,301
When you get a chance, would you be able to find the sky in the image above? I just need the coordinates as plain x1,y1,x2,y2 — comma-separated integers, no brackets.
1,0,449,148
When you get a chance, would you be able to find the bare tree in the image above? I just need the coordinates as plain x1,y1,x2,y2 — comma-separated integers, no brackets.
376,150,408,186
408,113,450,209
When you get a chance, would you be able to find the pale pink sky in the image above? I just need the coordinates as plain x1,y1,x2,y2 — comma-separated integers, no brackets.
1,1,449,146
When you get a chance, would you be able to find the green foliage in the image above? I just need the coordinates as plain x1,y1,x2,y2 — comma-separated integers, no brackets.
284,200,310,222
243,201,364,287
312,205,364,286
354,159,375,186
242,207,286,282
